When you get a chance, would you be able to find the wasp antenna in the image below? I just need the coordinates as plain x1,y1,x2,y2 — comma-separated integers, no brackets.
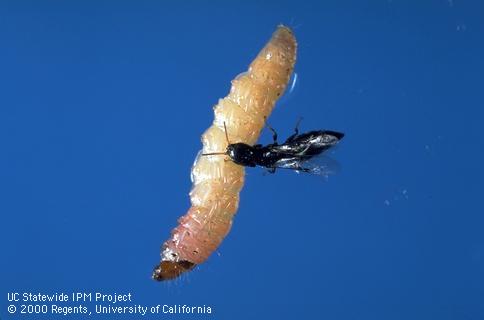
223,122,230,144
201,152,226,157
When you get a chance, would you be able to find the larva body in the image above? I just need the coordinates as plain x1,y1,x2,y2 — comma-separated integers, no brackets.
153,26,297,281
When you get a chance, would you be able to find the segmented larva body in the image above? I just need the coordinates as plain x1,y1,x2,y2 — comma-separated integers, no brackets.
153,26,297,281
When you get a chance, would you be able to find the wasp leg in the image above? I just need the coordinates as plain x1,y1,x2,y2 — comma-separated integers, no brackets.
285,117,303,142
263,116,278,144
267,167,277,174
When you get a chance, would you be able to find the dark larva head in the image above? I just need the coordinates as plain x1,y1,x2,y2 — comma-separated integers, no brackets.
152,260,196,281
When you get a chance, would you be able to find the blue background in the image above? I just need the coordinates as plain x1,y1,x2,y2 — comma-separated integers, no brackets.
1,1,483,319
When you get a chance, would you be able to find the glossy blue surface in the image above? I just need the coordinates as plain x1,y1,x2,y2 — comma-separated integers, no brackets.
1,1,483,319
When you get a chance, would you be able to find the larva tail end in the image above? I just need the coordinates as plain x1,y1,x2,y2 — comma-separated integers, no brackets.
277,24,293,34
152,260,196,281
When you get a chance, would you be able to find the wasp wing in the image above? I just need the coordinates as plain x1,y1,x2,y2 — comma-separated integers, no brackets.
266,130,343,175
271,154,341,176
271,130,344,157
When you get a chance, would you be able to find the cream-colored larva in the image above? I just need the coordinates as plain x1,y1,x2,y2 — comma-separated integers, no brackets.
153,25,297,281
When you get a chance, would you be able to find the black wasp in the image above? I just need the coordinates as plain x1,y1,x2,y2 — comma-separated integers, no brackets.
202,119,344,174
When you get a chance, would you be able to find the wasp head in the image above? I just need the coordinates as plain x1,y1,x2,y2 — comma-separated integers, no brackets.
226,143,256,167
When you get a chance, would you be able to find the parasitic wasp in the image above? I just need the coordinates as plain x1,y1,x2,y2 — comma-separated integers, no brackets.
202,119,344,174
